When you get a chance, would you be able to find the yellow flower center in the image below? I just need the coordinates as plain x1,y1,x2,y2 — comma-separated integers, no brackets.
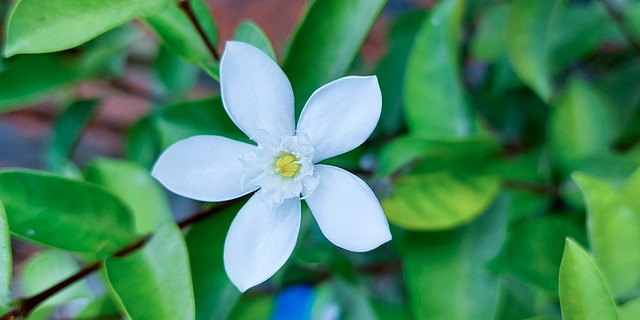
275,154,300,178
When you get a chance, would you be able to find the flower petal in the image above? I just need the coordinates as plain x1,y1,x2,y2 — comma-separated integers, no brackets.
305,165,391,252
297,76,382,162
224,194,301,292
220,41,295,141
152,135,257,202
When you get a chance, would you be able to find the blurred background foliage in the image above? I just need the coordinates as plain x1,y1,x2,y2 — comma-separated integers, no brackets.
0,0,640,319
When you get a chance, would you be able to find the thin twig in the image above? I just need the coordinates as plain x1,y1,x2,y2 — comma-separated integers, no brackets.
0,199,243,320
178,0,221,60
599,0,640,55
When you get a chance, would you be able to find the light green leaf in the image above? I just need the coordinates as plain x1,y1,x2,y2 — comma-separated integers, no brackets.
84,158,173,235
4,0,169,56
22,250,93,320
0,169,135,257
491,215,586,296
145,0,217,64
47,100,99,175
402,199,506,319
573,172,640,297
549,78,612,170
185,202,244,320
0,201,10,306
234,20,276,60
506,0,566,101
383,171,500,230
404,0,474,139
559,239,619,320
106,223,195,320
282,0,386,113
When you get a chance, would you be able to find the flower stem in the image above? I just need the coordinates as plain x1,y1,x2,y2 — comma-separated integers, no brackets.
178,0,221,61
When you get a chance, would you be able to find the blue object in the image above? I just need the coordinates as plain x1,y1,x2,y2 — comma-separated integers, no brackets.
271,284,315,320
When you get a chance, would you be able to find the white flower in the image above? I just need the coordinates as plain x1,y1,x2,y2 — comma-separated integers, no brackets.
152,41,392,292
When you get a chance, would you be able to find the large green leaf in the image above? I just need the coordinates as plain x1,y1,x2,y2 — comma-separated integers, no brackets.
0,201,10,306
234,20,276,60
404,0,474,139
491,215,586,296
383,171,500,230
549,78,612,171
84,158,173,235
4,0,169,56
402,199,506,319
106,223,195,320
0,169,135,257
506,0,566,101
47,99,99,175
282,0,386,113
145,0,217,65
185,202,244,320
573,172,640,297
558,239,618,320
619,298,640,320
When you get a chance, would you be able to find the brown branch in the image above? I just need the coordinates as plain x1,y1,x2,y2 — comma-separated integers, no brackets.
0,198,244,320
599,0,640,56
178,0,220,61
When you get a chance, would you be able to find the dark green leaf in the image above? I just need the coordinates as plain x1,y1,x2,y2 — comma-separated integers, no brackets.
0,169,135,257
573,172,640,297
506,0,566,101
558,239,619,320
234,20,276,60
402,199,506,319
126,116,163,169
0,201,10,306
228,296,274,320
282,0,386,113
155,45,200,97
492,215,586,296
311,279,377,320
106,223,195,320
186,202,243,320
84,158,173,235
47,100,99,174
383,171,500,230
404,0,474,139
4,0,169,56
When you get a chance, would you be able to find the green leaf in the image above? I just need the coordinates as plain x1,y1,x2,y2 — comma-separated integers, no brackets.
402,199,506,319
376,135,499,176
311,279,377,320
383,171,500,230
155,45,200,97
84,158,173,235
558,239,619,320
228,296,274,320
549,78,612,171
471,3,507,62
145,0,217,64
126,116,163,169
0,201,10,306
282,0,386,113
492,215,586,296
47,99,99,174
0,26,141,112
234,20,276,60
77,294,121,319
573,172,640,297
493,276,557,320
506,0,566,101
374,11,425,137
4,0,169,56
619,297,640,320
0,169,135,257
404,0,474,139
22,251,93,308
106,223,195,320
155,97,247,148
185,202,244,320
